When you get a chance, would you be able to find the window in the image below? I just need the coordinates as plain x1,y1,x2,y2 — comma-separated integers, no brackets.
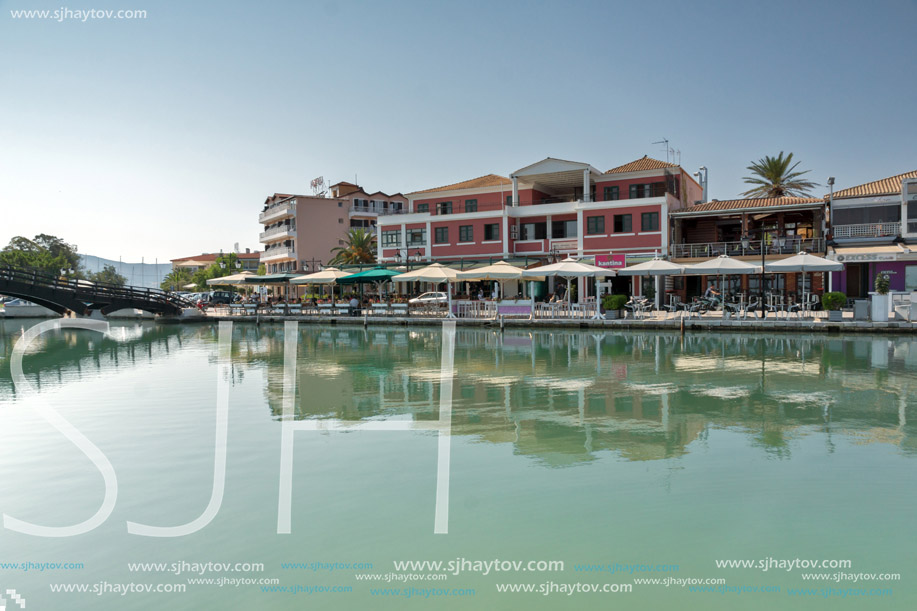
641,212,660,231
338,218,344,224
521,222,547,240
416,203,429,213
459,225,473,242
437,201,453,215
506,195,513,206
552,220,578,238
464,199,478,213
434,227,449,244
603,186,619,201
484,223,500,241
628,182,666,199
407,228,427,246
613,214,632,233
338,201,343,207
381,230,401,247
586,216,605,235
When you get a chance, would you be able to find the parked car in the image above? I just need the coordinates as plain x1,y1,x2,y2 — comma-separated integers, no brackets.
409,292,448,305
209,290,233,305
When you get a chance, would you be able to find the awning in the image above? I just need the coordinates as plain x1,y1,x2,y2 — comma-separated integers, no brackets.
828,245,908,262
242,273,300,284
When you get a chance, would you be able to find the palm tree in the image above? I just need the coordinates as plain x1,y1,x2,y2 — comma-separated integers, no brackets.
329,228,376,265
741,151,818,198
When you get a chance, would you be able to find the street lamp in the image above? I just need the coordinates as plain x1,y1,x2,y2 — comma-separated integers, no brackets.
742,232,785,318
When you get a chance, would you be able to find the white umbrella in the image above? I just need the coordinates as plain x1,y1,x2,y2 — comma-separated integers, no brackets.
686,255,761,313
394,263,460,318
617,257,686,310
765,252,843,312
616,258,685,276
522,257,613,306
290,267,354,304
457,261,534,301
207,271,254,286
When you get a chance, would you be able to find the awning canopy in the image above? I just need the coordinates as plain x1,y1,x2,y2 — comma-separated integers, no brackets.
290,267,353,284
336,267,402,285
242,273,300,284
393,263,460,283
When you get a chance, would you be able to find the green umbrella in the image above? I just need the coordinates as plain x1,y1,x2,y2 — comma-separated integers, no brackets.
336,266,402,301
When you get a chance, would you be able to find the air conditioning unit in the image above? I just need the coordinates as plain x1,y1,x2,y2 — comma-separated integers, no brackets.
510,224,519,239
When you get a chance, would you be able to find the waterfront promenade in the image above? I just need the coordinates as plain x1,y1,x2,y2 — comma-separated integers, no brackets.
195,309,917,334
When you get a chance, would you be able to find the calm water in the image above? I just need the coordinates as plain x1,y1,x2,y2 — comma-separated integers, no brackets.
0,318,914,610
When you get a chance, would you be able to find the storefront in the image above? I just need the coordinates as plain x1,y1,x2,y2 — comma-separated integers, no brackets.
827,245,917,298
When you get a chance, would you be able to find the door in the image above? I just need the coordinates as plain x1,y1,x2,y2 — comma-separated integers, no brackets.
846,263,865,298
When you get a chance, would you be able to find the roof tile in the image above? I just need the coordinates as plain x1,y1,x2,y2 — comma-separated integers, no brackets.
408,174,512,196
831,170,917,199
605,155,679,174
675,197,823,214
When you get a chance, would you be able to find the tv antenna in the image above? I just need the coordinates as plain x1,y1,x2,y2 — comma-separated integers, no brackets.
652,138,670,163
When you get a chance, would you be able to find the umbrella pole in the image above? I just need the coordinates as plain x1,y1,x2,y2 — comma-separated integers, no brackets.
446,280,455,318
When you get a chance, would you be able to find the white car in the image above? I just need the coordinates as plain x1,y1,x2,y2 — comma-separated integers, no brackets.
409,292,448,305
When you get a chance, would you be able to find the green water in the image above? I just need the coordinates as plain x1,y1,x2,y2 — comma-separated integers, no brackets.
0,318,914,610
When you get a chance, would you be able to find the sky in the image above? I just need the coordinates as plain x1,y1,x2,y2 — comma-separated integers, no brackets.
1,0,915,262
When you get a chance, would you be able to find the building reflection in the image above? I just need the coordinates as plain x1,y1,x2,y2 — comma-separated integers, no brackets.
2,319,914,464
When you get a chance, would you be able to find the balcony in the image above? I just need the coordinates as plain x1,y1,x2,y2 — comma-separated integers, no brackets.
259,201,296,224
259,225,296,243
832,222,900,240
670,237,826,259
260,246,296,262
350,203,406,217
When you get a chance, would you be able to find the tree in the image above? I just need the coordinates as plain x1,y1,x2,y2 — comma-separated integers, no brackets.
0,234,84,277
741,152,818,198
161,267,193,292
257,264,266,276
88,264,127,286
329,228,376,265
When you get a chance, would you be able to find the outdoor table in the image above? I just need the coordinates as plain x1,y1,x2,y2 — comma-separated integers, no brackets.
318,304,333,315
334,304,351,316
288,304,302,315
243,303,257,316
371,303,389,316
229,304,244,316
391,304,408,316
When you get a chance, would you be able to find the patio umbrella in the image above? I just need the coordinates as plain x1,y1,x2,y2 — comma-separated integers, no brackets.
456,261,538,300
764,252,843,312
393,263,459,318
291,267,354,304
615,256,685,309
242,272,300,301
337,266,402,303
206,271,254,286
522,257,614,304
685,255,761,312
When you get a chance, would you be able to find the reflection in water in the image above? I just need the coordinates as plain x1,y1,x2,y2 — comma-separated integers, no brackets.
5,319,911,466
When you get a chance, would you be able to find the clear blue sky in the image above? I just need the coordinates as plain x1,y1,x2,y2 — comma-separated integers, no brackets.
1,0,915,262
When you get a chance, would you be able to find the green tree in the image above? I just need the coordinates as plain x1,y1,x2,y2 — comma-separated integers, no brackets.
161,267,193,291
329,229,376,265
0,234,84,277
741,152,818,198
88,264,127,286
257,264,266,276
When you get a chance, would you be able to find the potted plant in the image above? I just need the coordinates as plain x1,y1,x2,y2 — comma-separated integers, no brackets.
602,294,629,320
821,291,846,322
872,274,890,322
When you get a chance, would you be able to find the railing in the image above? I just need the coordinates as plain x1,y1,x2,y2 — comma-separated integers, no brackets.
260,247,296,261
258,202,296,223
831,222,900,239
670,237,826,259
350,204,407,216
259,225,295,241
0,266,194,312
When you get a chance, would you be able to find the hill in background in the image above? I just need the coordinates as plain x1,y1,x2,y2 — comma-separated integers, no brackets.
80,255,172,289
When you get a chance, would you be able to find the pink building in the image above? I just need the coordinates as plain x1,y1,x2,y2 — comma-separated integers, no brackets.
378,156,701,294
259,181,408,275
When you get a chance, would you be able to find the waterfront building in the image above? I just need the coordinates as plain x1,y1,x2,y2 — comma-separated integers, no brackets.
826,169,917,299
259,182,407,275
170,249,262,274
669,197,828,301
377,156,702,298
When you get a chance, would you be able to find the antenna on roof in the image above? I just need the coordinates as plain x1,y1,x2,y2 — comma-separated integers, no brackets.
652,138,670,163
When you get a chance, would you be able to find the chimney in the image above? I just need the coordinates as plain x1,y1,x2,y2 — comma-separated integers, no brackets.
246,248,251,254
